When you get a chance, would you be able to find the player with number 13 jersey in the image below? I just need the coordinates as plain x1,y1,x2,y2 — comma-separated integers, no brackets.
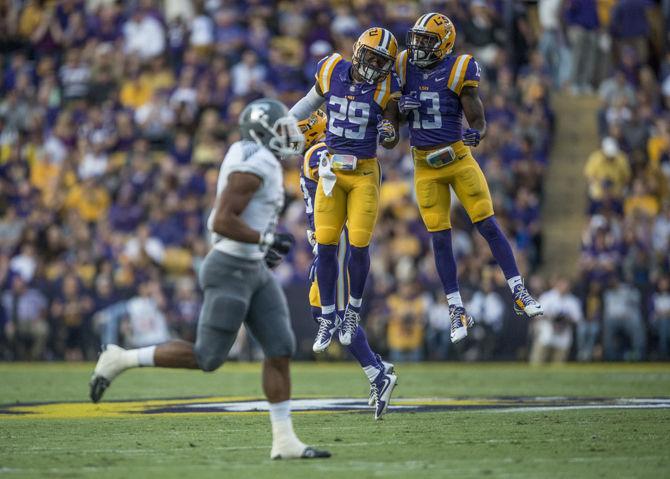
396,13,543,344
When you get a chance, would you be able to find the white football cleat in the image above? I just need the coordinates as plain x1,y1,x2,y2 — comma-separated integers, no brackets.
312,316,341,353
449,305,474,343
513,283,544,318
89,344,132,403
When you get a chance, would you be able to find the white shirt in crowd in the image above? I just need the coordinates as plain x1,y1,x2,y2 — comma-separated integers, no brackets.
533,287,583,351
125,297,171,348
123,15,166,60
467,290,505,331
538,0,562,30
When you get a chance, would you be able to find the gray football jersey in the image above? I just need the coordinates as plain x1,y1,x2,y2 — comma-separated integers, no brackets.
208,141,284,260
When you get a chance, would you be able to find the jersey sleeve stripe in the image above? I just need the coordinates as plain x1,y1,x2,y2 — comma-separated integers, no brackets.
395,50,408,87
374,75,389,107
303,143,324,181
319,54,341,94
455,55,472,95
448,54,470,93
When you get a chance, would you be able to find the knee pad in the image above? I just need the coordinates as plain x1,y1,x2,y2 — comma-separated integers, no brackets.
263,331,296,358
348,229,372,248
315,227,340,245
194,344,226,372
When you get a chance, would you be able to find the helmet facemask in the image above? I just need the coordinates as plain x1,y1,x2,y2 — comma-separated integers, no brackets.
249,115,305,158
407,30,444,67
353,45,395,84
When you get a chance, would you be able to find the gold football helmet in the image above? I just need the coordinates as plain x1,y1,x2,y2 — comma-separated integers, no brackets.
298,109,327,151
407,13,456,67
352,27,398,84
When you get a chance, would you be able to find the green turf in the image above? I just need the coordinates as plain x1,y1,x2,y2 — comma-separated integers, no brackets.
1,362,669,479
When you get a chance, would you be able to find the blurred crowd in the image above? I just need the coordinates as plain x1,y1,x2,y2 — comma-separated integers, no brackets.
531,0,670,363
0,0,666,363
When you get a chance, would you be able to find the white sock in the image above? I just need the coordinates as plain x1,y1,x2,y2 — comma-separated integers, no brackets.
507,276,523,293
349,296,362,308
269,400,306,457
137,345,156,367
446,292,463,308
363,365,381,383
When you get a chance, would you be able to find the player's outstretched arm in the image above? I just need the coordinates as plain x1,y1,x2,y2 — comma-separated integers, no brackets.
289,83,325,121
211,172,263,243
461,86,487,146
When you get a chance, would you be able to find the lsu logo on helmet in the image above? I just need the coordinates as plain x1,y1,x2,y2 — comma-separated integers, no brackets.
352,27,398,84
407,13,456,67
298,109,327,150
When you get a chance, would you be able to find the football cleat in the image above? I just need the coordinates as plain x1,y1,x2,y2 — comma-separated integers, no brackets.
89,344,130,403
371,371,398,420
271,446,332,460
338,306,360,346
513,283,544,318
312,316,340,353
449,305,474,344
369,356,396,406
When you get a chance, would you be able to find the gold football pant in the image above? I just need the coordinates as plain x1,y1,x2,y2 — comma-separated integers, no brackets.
412,141,494,231
314,158,380,247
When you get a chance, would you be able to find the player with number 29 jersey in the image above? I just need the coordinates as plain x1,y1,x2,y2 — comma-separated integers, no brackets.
290,28,400,420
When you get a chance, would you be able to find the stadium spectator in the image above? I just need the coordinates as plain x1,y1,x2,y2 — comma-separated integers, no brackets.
651,276,670,359
1,275,49,360
385,277,427,363
602,277,646,361
566,0,600,95
530,278,582,364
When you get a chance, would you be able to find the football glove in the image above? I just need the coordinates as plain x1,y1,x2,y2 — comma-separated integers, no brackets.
259,231,295,255
398,94,421,114
264,248,283,269
462,128,481,147
376,115,396,143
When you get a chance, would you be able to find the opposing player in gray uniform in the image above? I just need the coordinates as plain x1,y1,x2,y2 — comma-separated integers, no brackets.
89,98,330,460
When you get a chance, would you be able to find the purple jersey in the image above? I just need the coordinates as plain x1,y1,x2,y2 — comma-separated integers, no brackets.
315,53,400,158
395,50,481,147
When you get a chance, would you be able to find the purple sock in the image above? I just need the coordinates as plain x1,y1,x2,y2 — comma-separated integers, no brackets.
431,229,459,294
475,216,520,279
347,245,370,310
316,243,339,320
346,325,379,368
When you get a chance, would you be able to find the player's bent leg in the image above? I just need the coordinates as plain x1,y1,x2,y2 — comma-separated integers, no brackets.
474,216,543,318
451,155,543,318
89,339,200,403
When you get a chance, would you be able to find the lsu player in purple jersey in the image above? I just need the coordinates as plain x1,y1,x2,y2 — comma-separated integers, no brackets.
395,13,543,343
297,110,396,420
289,28,400,357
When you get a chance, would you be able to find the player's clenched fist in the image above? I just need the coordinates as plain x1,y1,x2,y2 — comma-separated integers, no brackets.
398,94,421,114
376,115,396,143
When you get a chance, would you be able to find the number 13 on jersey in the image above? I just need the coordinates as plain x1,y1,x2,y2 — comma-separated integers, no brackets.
410,92,442,129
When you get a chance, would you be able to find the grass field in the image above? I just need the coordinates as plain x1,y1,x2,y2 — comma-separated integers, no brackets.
1,362,669,478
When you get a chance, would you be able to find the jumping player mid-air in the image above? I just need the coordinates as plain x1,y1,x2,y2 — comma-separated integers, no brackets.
89,99,330,460
289,28,400,365
298,109,396,420
395,13,543,343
